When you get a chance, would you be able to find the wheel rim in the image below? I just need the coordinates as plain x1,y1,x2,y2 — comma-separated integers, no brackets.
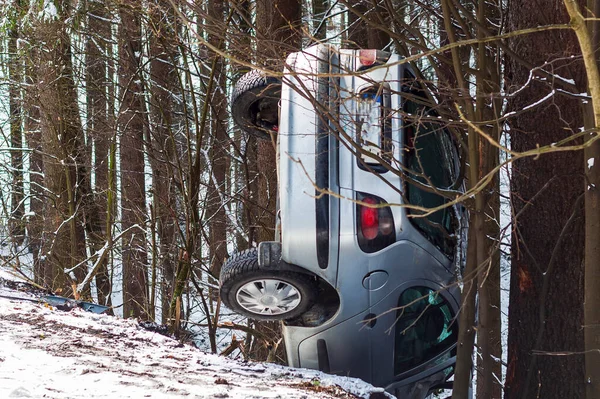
235,279,302,316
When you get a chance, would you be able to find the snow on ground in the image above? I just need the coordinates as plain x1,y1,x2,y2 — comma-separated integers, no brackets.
0,269,392,399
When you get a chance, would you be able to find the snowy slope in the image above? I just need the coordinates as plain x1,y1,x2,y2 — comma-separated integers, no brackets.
0,269,392,399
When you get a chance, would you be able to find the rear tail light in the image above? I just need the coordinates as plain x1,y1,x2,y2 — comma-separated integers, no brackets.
358,49,392,70
360,197,379,240
357,193,396,253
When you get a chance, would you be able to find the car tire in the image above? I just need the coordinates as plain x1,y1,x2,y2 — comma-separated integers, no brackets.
219,248,318,321
231,69,281,140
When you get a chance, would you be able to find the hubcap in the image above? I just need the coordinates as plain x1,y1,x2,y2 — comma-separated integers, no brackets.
236,279,302,316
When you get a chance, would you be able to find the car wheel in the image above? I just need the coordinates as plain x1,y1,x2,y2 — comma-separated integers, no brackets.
219,248,318,321
231,69,281,140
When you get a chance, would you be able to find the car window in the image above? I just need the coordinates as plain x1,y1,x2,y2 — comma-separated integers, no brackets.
402,74,457,257
353,85,393,172
393,286,457,376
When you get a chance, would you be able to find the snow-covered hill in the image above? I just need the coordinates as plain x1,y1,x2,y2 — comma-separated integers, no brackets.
0,269,392,399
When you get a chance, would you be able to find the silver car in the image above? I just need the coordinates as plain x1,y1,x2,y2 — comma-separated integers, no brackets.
220,45,464,398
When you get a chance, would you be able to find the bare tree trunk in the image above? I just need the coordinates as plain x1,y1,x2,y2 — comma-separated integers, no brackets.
23,46,45,285
148,0,181,322
119,0,149,319
437,1,481,396
206,0,230,277
85,0,113,309
255,0,302,65
312,0,328,41
345,1,390,49
475,1,503,397
346,2,369,48
453,218,479,398
564,1,600,397
166,3,211,326
476,117,502,399
505,1,586,397
584,0,600,394
584,104,600,399
254,0,302,244
231,0,257,250
9,1,25,245
35,1,89,297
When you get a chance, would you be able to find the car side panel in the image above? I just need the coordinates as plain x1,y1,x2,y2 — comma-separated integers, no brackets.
279,46,338,286
283,240,457,383
295,310,372,379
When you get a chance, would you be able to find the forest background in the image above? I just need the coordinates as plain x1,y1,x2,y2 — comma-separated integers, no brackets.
0,0,599,398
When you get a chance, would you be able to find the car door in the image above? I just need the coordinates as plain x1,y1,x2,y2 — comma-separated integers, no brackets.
367,280,459,391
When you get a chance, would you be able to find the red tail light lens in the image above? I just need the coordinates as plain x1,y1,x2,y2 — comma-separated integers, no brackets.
357,193,396,253
359,49,378,67
360,197,379,240
358,49,392,70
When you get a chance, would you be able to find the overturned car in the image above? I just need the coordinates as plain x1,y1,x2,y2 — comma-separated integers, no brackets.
220,45,465,398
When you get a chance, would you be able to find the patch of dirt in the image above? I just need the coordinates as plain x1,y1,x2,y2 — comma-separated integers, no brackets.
0,276,49,296
138,321,171,337
291,381,361,398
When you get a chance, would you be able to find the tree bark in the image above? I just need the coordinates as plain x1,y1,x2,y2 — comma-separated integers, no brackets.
255,0,302,244
439,0,480,396
312,0,329,41
9,1,25,245
584,0,600,393
23,44,45,286
584,108,600,399
255,0,302,64
119,0,149,320
505,1,586,397
35,0,89,297
475,1,503,397
148,0,181,323
206,0,230,277
564,0,600,396
85,0,113,309
231,0,258,250
345,1,390,49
